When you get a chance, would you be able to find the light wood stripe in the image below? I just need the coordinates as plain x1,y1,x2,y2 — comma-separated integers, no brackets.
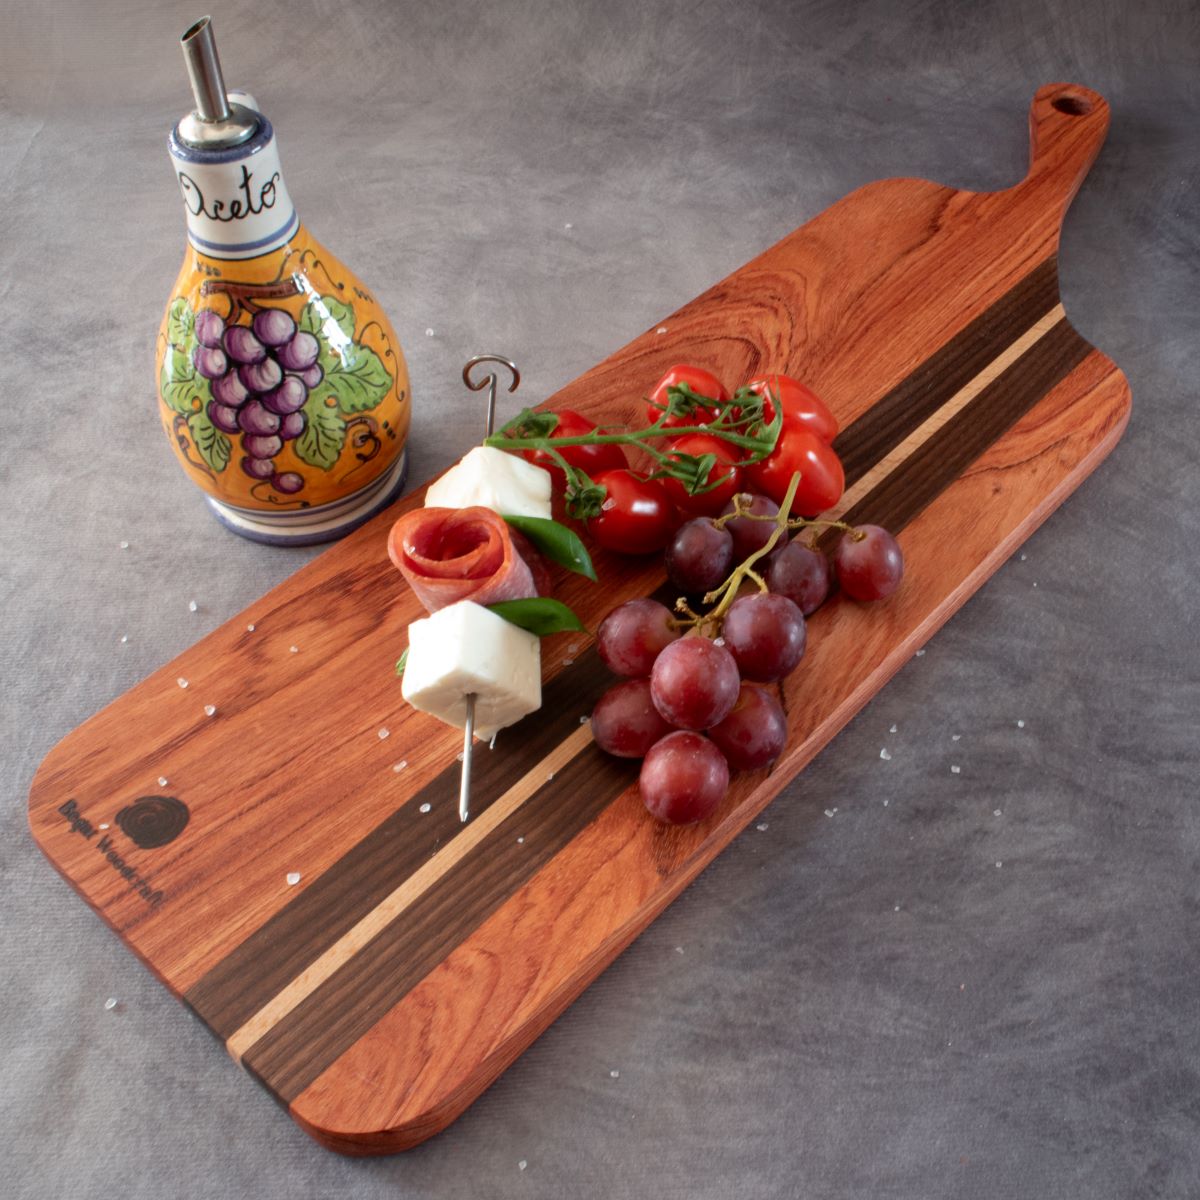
826,303,1067,522
226,722,595,1062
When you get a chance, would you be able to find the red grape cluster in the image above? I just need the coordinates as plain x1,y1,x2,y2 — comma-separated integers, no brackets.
591,488,904,825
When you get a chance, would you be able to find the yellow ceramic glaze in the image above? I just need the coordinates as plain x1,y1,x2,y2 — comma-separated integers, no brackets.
155,223,410,513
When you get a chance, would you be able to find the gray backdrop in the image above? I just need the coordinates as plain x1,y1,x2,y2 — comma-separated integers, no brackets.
2,0,1198,1196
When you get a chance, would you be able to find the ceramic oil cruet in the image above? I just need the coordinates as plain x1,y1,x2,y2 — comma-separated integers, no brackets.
156,16,412,544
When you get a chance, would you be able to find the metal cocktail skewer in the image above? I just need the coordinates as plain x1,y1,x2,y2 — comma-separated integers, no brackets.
456,355,522,823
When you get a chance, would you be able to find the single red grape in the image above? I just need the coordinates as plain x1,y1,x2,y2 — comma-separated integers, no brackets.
765,538,831,615
597,598,680,677
650,637,741,730
833,525,904,601
720,592,806,682
591,679,674,758
708,683,787,771
639,731,730,825
665,517,734,595
719,492,780,561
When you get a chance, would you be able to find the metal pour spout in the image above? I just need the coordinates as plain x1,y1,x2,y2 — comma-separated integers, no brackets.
176,16,258,149
181,16,232,122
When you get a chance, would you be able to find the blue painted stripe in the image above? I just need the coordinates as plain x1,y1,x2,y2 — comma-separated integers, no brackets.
188,209,299,255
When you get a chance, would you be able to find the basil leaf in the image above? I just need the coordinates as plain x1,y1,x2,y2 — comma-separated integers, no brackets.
502,515,597,581
488,597,586,636
395,648,409,677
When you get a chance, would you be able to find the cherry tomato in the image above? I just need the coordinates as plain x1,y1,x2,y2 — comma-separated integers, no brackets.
519,408,628,484
645,364,730,430
588,469,677,555
746,374,839,444
660,433,743,517
745,428,845,517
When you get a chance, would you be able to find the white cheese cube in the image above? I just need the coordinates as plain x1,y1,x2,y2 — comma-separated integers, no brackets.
401,601,541,739
424,445,552,520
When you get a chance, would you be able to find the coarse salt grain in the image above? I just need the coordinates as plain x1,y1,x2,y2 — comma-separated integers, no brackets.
119,541,129,550
177,678,189,689
656,326,668,335
1016,719,1025,728
104,998,118,1011
247,623,255,632
824,808,837,818
952,734,961,741
120,635,128,644
517,836,525,844
289,645,298,653
996,861,1003,868
757,823,768,831
915,649,925,657
994,809,1002,816
99,823,109,830
889,724,898,733
419,802,431,813
378,728,390,739
188,600,198,613
157,777,168,787
286,871,301,886
951,765,961,774
393,761,408,772
518,1160,527,1171
610,1069,620,1078
425,327,435,337
204,705,217,717
880,748,892,761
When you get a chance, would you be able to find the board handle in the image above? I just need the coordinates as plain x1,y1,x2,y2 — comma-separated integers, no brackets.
1023,83,1110,217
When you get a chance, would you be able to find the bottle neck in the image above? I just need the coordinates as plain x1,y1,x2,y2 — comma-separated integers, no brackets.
168,114,298,261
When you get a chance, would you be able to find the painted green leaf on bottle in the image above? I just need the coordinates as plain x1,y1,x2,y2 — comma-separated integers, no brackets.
187,409,231,474
324,342,394,414
299,294,356,371
160,347,209,414
487,598,587,636
167,297,194,346
501,515,597,581
294,393,347,471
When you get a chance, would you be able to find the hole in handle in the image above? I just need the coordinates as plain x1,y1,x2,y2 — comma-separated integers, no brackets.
1051,93,1093,116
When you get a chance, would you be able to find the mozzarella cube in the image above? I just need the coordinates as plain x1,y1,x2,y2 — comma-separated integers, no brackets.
424,445,552,520
401,601,541,739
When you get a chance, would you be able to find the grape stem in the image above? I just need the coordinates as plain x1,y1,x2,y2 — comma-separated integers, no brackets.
671,471,803,635
670,479,865,636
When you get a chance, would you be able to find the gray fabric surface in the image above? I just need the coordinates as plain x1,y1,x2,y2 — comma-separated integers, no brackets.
3,0,1198,1195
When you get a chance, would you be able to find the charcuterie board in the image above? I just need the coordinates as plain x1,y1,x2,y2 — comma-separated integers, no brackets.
28,84,1130,1154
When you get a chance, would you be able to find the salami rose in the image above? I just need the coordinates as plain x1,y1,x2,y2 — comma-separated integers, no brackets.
388,506,539,613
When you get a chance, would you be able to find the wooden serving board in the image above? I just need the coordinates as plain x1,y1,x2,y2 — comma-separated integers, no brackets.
30,84,1130,1154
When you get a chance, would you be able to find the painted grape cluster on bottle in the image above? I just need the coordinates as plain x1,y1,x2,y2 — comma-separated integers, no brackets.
159,287,395,500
